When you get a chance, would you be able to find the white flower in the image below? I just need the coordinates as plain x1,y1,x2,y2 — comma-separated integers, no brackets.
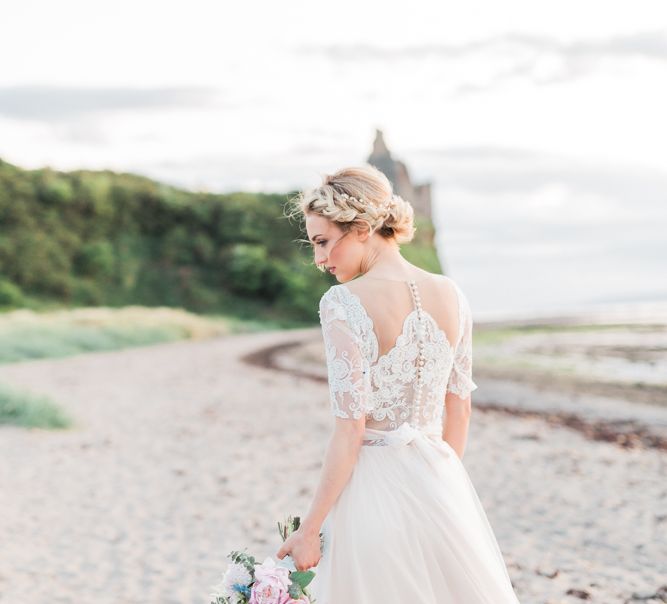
211,562,252,603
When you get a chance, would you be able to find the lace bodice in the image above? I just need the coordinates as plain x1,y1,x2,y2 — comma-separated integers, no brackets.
318,275,478,433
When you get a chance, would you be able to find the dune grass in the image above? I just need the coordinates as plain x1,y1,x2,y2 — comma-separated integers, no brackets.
0,304,316,428
0,305,238,364
0,305,248,428
0,382,72,429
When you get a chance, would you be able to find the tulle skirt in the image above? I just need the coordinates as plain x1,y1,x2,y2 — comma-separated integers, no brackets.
308,424,521,604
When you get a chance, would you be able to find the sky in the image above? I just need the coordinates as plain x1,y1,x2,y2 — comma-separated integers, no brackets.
1,0,666,316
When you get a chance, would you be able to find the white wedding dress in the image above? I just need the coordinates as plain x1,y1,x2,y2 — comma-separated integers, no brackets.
308,274,521,603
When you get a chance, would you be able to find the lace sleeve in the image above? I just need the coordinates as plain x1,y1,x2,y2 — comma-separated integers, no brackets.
446,284,479,399
318,290,373,421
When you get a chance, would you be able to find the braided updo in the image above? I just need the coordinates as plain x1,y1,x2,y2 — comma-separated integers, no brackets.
287,164,416,244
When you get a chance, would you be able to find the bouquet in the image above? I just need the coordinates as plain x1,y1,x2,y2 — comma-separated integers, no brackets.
209,515,324,604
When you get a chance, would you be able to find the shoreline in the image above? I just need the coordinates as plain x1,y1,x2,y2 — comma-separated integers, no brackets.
474,299,667,326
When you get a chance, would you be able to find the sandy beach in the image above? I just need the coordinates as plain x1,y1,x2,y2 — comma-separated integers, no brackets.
0,326,666,604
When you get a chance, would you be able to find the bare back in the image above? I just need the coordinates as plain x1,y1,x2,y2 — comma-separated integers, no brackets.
341,272,462,360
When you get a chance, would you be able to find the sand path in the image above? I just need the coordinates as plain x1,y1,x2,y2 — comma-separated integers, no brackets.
0,328,665,604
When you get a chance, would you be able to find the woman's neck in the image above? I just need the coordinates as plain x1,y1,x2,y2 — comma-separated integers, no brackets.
359,243,414,279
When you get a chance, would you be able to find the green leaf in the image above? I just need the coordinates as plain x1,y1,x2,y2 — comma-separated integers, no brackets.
290,570,315,588
288,582,304,598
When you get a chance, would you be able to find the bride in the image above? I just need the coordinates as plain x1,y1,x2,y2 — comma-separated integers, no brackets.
276,165,521,603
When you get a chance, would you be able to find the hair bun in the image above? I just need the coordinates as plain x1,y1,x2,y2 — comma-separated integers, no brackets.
381,193,415,243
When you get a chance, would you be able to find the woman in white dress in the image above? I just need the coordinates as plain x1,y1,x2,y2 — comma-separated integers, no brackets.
277,165,521,603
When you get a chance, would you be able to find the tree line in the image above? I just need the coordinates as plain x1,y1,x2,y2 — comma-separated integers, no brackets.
0,157,441,323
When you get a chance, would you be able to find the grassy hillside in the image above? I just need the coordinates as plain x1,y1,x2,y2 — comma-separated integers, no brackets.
0,157,442,324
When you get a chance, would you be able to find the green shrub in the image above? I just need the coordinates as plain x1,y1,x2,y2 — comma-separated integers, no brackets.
0,157,442,322
0,382,71,429
0,279,24,307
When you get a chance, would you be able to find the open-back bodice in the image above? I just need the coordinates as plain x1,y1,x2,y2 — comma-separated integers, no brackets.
318,274,478,434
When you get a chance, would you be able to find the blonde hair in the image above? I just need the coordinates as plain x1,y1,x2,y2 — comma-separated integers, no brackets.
286,164,416,245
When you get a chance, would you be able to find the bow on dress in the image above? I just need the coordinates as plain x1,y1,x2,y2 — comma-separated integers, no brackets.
362,422,457,483
382,421,422,446
364,422,449,451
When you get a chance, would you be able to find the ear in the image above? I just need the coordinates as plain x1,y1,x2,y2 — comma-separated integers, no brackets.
353,224,371,243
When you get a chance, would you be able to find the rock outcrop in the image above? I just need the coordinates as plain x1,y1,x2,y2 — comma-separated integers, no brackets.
366,129,432,219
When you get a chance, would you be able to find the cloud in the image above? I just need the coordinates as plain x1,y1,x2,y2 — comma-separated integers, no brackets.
294,30,667,94
412,145,667,205
411,145,543,161
296,30,667,62
0,85,223,122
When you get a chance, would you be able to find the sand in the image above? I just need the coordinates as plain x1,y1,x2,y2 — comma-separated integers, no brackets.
0,326,665,604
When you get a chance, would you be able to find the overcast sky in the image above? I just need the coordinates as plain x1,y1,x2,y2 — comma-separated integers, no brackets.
1,1,665,315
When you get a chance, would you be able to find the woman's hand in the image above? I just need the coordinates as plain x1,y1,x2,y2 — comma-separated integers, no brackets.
275,525,321,572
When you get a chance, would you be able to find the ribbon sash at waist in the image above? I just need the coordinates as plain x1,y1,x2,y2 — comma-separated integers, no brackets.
362,422,442,447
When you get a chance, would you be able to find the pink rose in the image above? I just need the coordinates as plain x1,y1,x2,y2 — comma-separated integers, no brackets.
249,557,292,604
